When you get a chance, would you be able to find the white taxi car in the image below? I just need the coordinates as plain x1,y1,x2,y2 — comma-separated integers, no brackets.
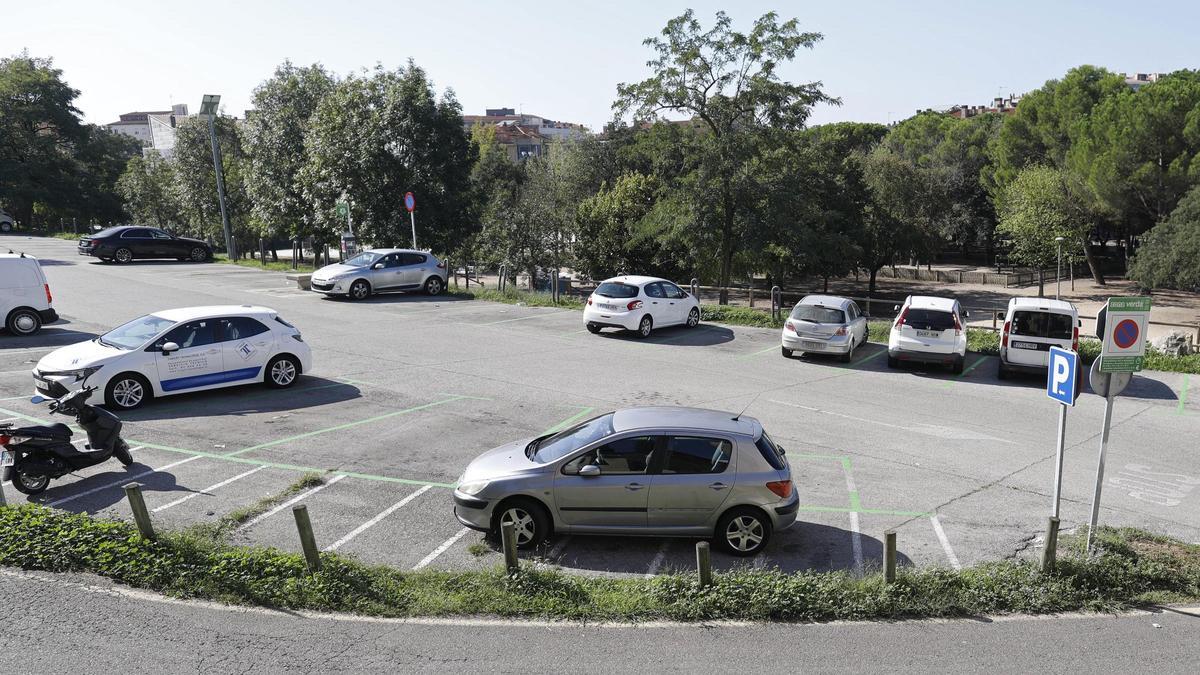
583,276,700,338
32,305,312,410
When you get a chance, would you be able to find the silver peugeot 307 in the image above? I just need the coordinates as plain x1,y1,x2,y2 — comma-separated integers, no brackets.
453,407,797,557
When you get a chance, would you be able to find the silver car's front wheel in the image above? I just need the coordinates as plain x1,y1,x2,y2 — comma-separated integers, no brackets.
501,507,537,546
494,498,549,550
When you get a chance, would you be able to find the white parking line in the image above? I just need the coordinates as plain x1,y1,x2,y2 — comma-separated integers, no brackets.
546,535,572,562
45,448,185,508
482,311,568,326
413,527,471,570
848,512,864,575
324,485,431,552
151,465,268,513
767,399,1013,444
930,514,962,570
644,540,671,578
241,474,347,529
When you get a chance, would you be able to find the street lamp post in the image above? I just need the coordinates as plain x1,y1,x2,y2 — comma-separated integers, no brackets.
1054,236,1064,301
201,95,235,261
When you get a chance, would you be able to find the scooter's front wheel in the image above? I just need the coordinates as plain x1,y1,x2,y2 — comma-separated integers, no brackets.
114,441,134,466
11,470,50,495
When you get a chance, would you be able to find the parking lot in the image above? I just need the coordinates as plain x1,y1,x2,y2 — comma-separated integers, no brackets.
2,235,1199,577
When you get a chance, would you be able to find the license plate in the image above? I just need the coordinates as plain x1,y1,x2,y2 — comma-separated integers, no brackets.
600,303,620,311
801,340,823,350
1,451,13,467
916,330,937,338
1011,341,1038,349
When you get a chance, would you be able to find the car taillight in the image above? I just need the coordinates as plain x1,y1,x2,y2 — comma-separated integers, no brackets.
627,300,643,311
835,326,847,336
587,297,593,306
766,480,793,499
953,313,962,337
894,306,909,328
1002,321,1011,348
436,261,445,269
0,434,10,446
1073,326,1079,352
785,321,795,332
44,284,52,304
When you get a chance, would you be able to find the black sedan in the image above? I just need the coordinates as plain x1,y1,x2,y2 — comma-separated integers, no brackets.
78,226,213,263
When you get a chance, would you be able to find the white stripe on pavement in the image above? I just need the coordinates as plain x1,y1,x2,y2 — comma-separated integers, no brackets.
546,535,572,562
152,465,268,513
413,528,471,570
240,474,347,529
930,514,962,570
45,449,185,508
324,485,431,552
644,540,671,578
849,511,864,575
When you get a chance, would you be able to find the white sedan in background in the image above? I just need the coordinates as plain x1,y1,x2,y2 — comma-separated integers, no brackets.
32,305,312,410
583,276,700,338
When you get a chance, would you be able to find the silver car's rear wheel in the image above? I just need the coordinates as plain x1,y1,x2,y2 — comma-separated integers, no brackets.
424,276,444,296
716,507,772,557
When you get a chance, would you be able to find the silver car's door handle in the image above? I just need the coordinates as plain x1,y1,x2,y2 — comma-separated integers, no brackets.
709,482,728,491
625,483,645,491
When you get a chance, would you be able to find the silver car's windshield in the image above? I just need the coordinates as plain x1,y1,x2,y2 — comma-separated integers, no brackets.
529,413,616,463
791,305,845,323
344,252,380,267
99,314,175,350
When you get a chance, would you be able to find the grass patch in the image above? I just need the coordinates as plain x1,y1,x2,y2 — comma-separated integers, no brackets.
1,504,1197,621
447,287,584,309
214,253,301,273
467,542,491,557
185,472,326,541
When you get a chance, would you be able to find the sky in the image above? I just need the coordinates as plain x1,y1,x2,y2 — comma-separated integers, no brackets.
7,0,1199,130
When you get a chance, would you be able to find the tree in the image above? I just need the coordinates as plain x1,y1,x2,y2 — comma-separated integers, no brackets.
172,115,252,249
243,62,336,247
614,10,836,303
575,171,687,280
0,52,86,228
300,62,475,255
858,147,946,293
70,126,142,225
1128,185,1200,291
996,166,1092,296
117,152,181,230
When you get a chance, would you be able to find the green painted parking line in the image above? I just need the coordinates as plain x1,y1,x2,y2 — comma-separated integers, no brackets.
225,395,469,457
482,310,570,326
735,344,780,361
542,406,596,435
131,441,457,488
1179,374,1191,415
852,349,887,366
787,453,851,461
942,354,989,387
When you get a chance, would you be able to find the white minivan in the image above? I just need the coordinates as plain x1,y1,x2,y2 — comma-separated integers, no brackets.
997,298,1080,379
1,252,57,336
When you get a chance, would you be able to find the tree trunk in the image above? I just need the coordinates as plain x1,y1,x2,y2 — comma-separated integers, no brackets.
718,191,735,305
869,267,879,295
823,275,829,292
1037,267,1044,298
1081,234,1105,286
528,265,537,292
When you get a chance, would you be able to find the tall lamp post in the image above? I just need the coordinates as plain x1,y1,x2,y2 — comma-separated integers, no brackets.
200,95,235,260
1054,236,1064,301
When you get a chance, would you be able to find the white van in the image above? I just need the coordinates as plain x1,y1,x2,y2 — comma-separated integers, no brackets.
997,297,1079,379
1,253,57,336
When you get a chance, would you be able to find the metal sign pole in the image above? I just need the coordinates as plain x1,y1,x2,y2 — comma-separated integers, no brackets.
1051,402,1067,518
410,211,417,249
1086,376,1116,552
208,115,235,260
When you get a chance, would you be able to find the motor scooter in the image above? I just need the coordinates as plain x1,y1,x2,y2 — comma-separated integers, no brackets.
0,385,133,495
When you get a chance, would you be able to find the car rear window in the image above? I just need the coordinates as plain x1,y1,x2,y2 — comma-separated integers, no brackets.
903,308,955,331
595,282,639,299
755,432,787,471
1012,311,1073,340
792,305,846,324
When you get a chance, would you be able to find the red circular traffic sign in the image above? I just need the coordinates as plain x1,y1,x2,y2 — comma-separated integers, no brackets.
1113,319,1139,349
404,192,415,212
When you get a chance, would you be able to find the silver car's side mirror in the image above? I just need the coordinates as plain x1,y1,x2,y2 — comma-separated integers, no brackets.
964,311,971,318
578,465,601,477
372,262,384,269
161,341,180,355
893,304,900,311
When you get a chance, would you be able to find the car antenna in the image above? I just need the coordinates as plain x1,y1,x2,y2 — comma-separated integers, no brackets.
732,391,762,421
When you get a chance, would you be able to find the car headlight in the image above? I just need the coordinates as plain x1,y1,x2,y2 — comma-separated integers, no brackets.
39,366,103,382
457,480,490,496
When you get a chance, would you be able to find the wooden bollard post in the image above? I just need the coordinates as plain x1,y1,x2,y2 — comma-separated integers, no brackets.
501,519,519,575
123,483,155,540
696,541,713,587
884,530,897,584
292,505,321,573
1041,516,1061,573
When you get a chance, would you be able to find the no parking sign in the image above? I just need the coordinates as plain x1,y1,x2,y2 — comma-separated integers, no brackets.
1099,296,1150,373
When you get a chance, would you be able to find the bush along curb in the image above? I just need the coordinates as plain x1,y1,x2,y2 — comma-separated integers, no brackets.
1,505,1197,622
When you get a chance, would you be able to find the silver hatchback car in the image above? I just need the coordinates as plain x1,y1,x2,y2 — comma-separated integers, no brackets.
453,407,797,557
310,248,448,300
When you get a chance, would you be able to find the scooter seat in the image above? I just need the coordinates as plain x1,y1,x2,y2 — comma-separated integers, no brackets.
18,423,73,440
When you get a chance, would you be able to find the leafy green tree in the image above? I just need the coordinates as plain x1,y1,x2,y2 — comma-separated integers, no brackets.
1128,185,1200,291
243,62,336,246
997,166,1092,296
575,171,684,280
300,62,475,255
614,10,836,303
70,126,142,225
117,152,181,230
858,147,946,293
172,116,252,250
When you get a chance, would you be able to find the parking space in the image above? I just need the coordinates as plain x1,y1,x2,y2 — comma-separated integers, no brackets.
4,235,1200,578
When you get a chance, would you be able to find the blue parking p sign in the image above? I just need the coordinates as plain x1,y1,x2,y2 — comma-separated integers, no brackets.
1046,346,1078,406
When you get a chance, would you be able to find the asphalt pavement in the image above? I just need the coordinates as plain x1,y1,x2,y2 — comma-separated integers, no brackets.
2,235,1198,580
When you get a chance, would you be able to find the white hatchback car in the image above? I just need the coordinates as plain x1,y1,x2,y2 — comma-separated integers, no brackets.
32,305,312,410
887,295,968,373
998,297,1080,379
584,276,701,338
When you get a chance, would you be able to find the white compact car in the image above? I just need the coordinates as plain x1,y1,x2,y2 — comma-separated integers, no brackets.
1,252,58,336
998,297,1080,379
32,305,312,410
584,276,701,338
887,295,969,373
